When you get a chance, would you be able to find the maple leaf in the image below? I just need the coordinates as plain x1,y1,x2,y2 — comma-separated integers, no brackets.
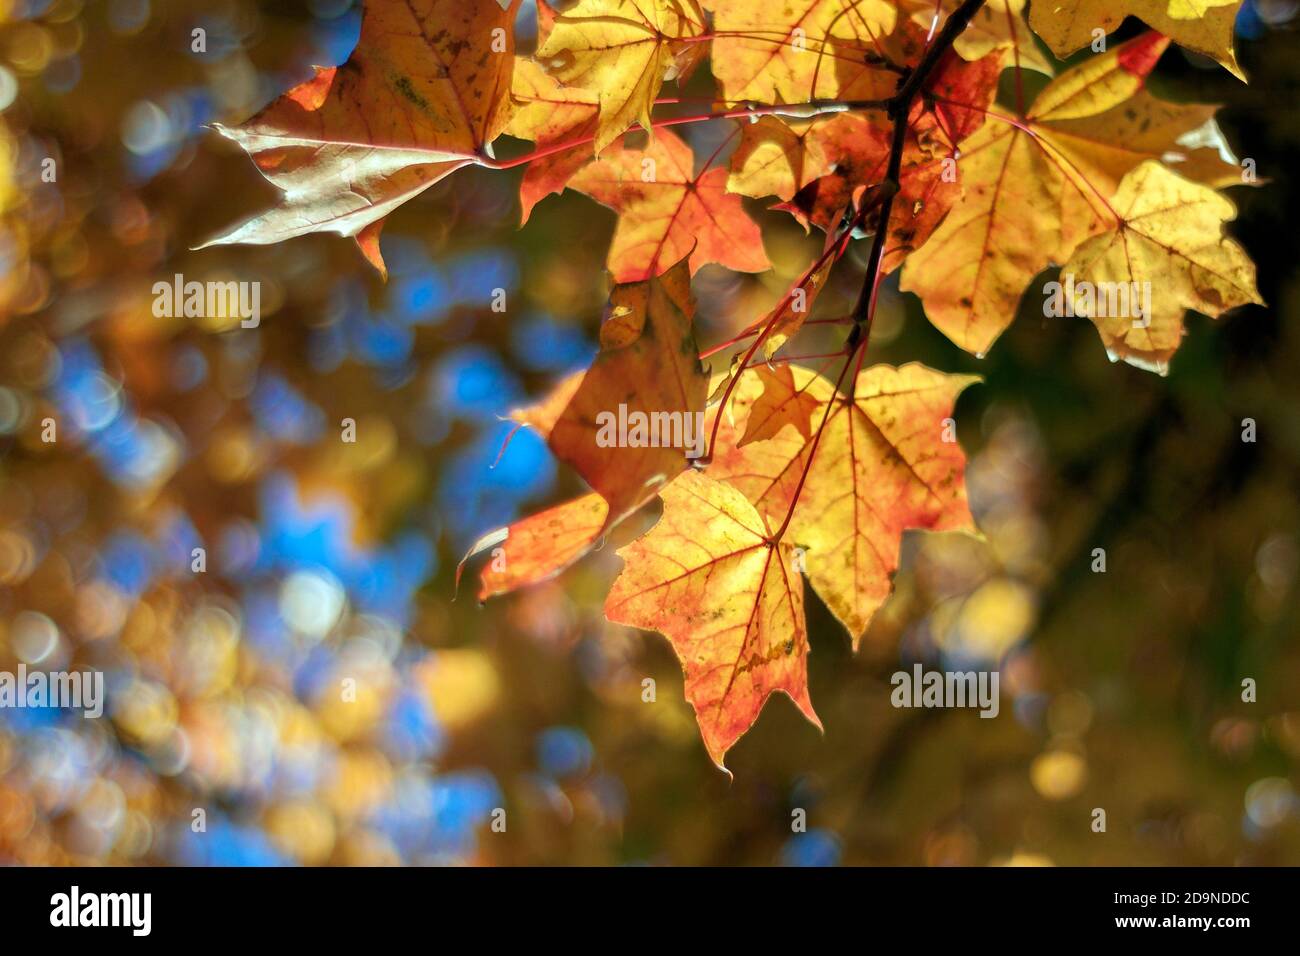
703,0,899,103
199,0,521,277
899,31,1246,364
462,257,707,599
708,363,980,644
899,120,1098,358
605,469,818,770
904,0,1053,77
727,116,834,202
1029,0,1245,80
738,364,823,446
535,0,706,154
777,45,1003,271
459,492,609,601
542,255,709,525
1029,88,1243,193
774,113,891,231
506,58,599,223
1059,160,1262,372
568,129,771,281
509,368,585,437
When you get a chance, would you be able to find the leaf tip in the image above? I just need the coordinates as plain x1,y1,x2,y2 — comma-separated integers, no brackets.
1116,32,1171,80
354,221,388,281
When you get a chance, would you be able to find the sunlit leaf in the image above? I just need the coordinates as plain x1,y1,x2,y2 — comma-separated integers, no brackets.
200,0,522,276
605,469,819,769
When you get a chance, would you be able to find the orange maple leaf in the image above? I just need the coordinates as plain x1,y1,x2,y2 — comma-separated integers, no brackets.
568,129,771,281
739,364,824,446
506,58,600,224
605,469,819,770
459,492,609,602
486,256,707,540
547,254,709,523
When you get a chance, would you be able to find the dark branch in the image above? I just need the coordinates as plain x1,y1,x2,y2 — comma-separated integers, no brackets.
891,0,991,114
848,0,988,347
765,0,988,543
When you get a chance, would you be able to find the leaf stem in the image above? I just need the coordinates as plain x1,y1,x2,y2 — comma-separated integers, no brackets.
700,317,851,361
486,99,888,171
698,211,863,464
767,339,860,545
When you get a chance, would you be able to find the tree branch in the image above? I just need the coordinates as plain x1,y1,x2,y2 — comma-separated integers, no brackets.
847,0,988,351
892,0,990,112
753,0,989,544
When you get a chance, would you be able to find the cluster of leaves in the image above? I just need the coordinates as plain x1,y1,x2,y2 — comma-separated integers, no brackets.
209,0,1261,769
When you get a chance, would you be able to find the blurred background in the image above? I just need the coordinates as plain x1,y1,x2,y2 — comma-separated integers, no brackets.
0,0,1296,866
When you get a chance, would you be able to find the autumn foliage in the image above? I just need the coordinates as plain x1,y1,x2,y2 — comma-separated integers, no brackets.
209,0,1262,769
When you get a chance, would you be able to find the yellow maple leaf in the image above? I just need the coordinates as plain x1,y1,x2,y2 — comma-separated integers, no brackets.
505,58,600,223
703,0,899,103
536,0,706,154
900,32,1248,364
727,116,834,202
1059,160,1262,372
708,363,981,644
1029,0,1244,79
904,0,1053,77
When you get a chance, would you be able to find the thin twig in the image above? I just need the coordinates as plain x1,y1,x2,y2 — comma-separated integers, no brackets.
768,0,989,543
